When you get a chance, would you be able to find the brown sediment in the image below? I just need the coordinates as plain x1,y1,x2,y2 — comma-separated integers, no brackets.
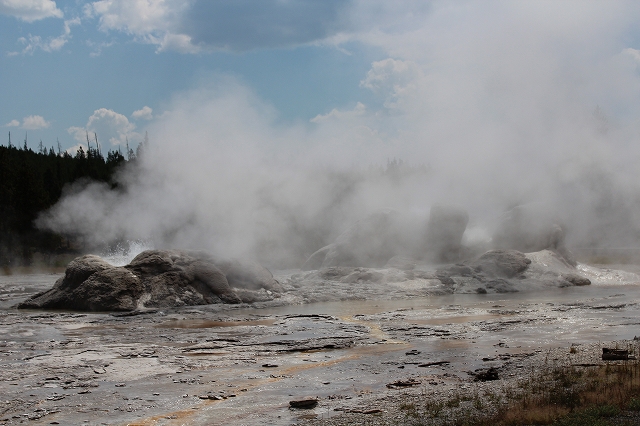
128,402,218,426
434,339,473,350
280,343,410,376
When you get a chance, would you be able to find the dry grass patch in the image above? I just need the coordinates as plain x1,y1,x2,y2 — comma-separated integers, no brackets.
401,343,640,426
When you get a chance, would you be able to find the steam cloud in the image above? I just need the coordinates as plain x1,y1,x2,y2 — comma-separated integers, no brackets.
37,2,640,267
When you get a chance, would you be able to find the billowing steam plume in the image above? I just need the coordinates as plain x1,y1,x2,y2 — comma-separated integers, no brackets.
37,2,640,267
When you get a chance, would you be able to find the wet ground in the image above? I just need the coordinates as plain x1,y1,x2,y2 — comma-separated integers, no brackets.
2,266,640,425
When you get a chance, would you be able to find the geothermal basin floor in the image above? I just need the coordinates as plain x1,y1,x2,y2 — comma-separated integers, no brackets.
1,269,640,425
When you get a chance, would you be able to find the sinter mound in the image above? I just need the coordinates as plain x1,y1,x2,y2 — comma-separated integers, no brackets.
17,249,282,312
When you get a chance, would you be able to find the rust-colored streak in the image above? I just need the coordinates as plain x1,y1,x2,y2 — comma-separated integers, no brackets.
127,343,408,425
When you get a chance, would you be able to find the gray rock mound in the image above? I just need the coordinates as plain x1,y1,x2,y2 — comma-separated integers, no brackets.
17,249,281,312
493,204,575,265
63,255,114,287
468,250,531,278
303,267,386,284
17,255,144,311
435,249,591,294
295,248,593,296
215,258,284,292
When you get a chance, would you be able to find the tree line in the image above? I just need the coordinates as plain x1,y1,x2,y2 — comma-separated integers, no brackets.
0,132,133,267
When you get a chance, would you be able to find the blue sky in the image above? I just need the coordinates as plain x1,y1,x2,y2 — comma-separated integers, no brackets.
0,0,387,151
3,0,640,164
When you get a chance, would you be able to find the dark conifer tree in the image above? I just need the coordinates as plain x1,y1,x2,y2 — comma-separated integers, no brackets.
0,133,132,266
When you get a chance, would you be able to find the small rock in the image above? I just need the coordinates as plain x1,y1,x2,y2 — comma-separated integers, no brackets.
386,378,421,388
46,394,65,401
347,408,384,414
418,361,450,367
562,274,591,286
198,394,222,400
289,398,319,409
472,367,500,381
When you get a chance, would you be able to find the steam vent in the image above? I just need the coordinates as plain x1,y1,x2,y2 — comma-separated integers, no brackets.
17,204,595,312
17,250,283,312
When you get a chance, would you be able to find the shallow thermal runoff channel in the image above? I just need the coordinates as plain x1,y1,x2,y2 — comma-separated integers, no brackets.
1,258,640,425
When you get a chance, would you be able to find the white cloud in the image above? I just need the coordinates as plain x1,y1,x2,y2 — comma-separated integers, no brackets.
311,102,366,123
86,0,198,53
5,119,19,127
65,142,87,155
69,108,140,146
86,40,115,57
14,18,80,54
0,0,63,22
156,32,201,54
84,0,353,53
360,58,422,108
63,17,81,35
131,106,153,120
17,35,62,54
623,47,640,64
67,126,89,143
178,0,350,51
22,115,50,130
87,0,180,34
